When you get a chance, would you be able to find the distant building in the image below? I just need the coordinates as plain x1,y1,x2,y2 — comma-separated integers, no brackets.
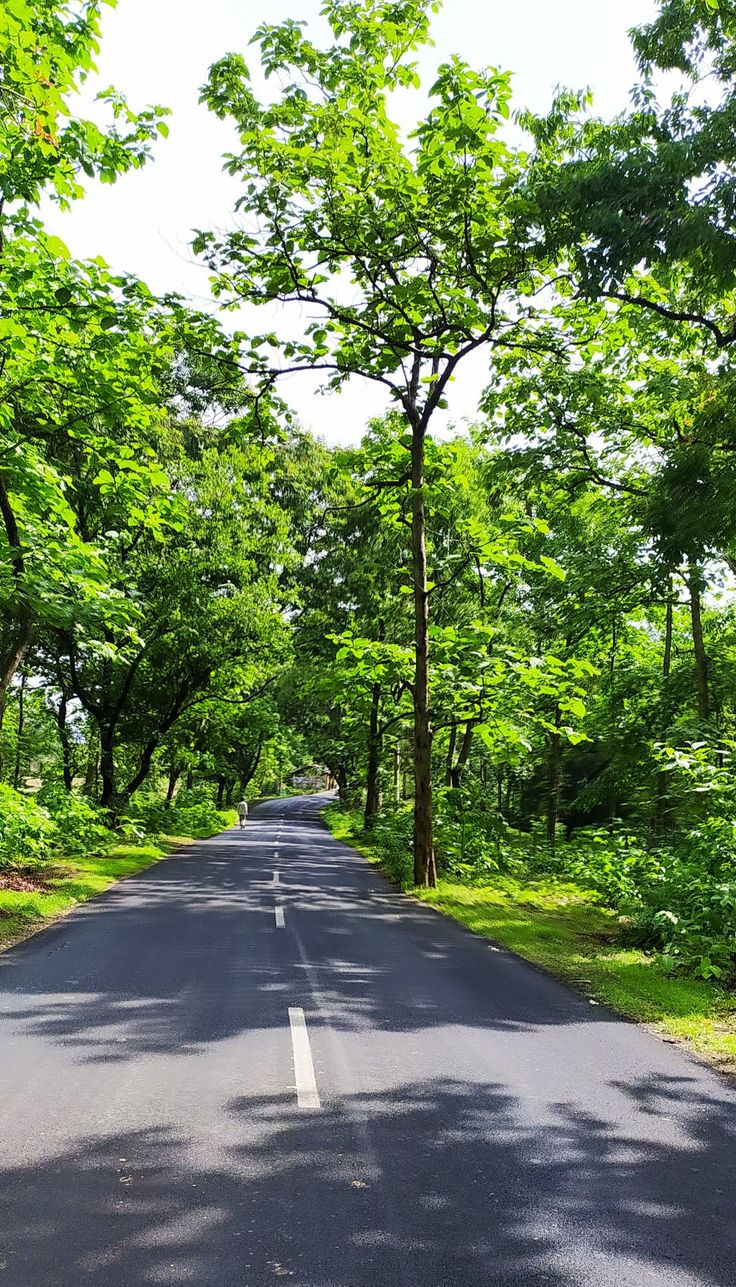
286,765,334,792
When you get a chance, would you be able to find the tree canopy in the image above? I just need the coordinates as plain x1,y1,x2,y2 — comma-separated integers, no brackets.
3,0,736,981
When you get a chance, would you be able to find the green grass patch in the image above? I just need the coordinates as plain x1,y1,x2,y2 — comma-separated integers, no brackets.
323,804,736,1078
323,803,381,857
0,812,237,952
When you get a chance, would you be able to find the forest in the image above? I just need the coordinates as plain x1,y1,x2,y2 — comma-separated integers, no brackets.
2,0,736,1011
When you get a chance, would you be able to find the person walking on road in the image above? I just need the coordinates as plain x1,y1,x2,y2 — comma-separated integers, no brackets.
236,798,248,829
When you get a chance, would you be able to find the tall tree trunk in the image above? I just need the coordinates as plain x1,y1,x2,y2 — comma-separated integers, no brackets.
12,669,25,789
546,706,562,851
444,721,458,787
239,736,263,792
83,750,98,796
99,723,116,810
688,565,710,720
410,419,435,887
662,582,673,680
653,585,673,835
0,615,31,746
0,474,32,741
55,692,74,792
364,681,382,831
608,615,618,827
117,739,166,814
449,720,474,789
116,685,199,816
165,764,180,805
333,766,349,804
393,745,401,803
216,776,226,809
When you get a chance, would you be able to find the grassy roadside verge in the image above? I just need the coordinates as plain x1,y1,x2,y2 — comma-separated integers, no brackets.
0,813,237,954
324,804,736,1077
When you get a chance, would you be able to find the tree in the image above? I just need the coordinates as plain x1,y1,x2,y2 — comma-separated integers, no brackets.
46,427,292,817
525,0,736,351
197,0,565,884
0,0,172,737
288,422,588,849
0,0,166,218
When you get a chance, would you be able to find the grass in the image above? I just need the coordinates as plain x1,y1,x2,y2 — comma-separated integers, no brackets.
323,804,736,1078
0,813,237,953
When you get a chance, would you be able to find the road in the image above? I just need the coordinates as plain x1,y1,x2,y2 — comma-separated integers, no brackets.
0,793,734,1287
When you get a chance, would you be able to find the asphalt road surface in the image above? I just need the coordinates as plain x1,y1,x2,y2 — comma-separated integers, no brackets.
1,793,735,1287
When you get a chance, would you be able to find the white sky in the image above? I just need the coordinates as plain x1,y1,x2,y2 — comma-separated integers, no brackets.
46,0,656,444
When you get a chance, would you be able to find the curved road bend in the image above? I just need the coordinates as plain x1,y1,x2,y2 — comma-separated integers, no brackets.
0,793,734,1287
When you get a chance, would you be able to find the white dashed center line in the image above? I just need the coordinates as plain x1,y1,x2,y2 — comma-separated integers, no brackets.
274,903,285,928
288,1007,321,1109
273,871,280,885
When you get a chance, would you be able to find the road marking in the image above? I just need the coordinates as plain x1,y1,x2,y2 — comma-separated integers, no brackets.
273,871,280,885
275,904,285,928
288,1007,321,1109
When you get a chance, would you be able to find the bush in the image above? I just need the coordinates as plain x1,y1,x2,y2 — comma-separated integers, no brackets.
124,791,234,839
370,765,736,982
370,806,414,887
621,746,736,979
435,788,529,883
627,874,736,980
0,785,54,869
0,782,235,875
546,832,668,905
330,803,415,887
623,825,736,980
36,785,111,856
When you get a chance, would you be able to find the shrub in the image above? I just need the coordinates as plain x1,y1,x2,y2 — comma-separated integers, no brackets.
623,832,736,980
0,785,54,869
124,791,234,839
549,832,668,906
367,806,414,888
434,787,528,883
36,785,111,856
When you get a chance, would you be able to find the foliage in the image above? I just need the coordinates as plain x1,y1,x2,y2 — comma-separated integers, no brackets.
35,783,110,855
368,806,416,888
0,785,54,868
0,0,167,214
126,791,235,840
6,0,736,1002
0,783,112,868
196,0,574,884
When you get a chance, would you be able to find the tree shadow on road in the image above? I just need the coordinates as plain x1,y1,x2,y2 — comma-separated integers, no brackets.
1,802,735,1284
0,819,624,1064
0,1074,734,1286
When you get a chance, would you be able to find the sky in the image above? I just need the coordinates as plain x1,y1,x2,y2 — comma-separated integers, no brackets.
46,0,656,444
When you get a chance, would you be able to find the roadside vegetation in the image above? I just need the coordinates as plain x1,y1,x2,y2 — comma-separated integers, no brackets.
2,0,736,1038
325,805,736,1075
0,788,236,950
